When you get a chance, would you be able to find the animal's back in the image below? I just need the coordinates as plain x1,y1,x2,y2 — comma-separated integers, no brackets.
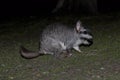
39,23,77,54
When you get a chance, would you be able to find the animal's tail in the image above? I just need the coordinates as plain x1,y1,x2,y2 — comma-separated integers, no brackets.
19,46,44,59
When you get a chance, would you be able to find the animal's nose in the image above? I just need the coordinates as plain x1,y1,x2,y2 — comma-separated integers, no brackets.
88,39,93,46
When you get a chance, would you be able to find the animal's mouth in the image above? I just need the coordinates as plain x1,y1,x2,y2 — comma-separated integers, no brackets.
87,39,93,46
80,39,93,47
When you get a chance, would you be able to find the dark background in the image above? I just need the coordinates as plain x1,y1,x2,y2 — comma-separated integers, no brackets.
0,0,120,20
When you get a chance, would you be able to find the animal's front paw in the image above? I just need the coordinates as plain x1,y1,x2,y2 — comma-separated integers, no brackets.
73,46,82,53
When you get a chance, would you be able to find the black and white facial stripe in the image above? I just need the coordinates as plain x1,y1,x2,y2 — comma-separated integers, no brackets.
79,28,93,46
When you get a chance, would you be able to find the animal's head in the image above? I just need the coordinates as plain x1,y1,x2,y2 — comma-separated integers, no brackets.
75,20,93,46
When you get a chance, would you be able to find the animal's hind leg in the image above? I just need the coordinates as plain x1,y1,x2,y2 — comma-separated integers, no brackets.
66,49,73,57
53,51,62,58
60,49,72,58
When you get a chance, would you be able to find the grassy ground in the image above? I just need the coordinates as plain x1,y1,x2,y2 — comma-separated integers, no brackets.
0,14,120,80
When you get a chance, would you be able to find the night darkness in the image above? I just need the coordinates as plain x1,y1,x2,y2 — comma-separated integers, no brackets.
0,0,120,21
0,0,120,15
0,0,120,79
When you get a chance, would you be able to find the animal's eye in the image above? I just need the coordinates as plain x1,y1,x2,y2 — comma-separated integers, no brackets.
81,31,88,34
83,31,87,34
80,31,88,34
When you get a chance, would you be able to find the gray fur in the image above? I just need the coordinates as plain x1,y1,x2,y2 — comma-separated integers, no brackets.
20,20,93,59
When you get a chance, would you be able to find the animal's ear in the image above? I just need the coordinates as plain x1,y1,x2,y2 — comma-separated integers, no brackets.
75,20,82,32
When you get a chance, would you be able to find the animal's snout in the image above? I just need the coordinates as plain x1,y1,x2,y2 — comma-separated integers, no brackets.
87,39,93,46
